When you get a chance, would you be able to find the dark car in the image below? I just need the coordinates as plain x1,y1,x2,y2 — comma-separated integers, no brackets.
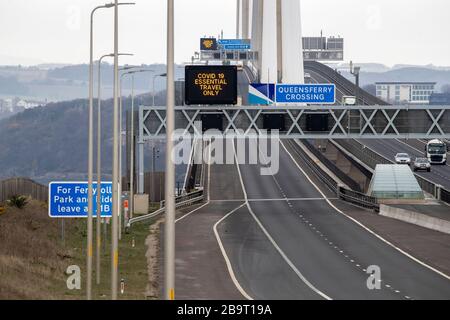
413,158,431,172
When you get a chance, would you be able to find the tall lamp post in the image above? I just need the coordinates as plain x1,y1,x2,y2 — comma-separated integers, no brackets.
118,65,136,240
118,66,154,238
87,2,115,301
96,52,133,285
110,0,136,301
165,0,176,301
120,69,155,224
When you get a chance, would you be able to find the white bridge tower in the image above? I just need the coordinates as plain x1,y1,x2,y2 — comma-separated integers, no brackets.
238,0,304,84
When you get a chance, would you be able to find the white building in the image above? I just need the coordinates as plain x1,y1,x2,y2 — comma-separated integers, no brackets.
16,99,40,109
376,82,436,105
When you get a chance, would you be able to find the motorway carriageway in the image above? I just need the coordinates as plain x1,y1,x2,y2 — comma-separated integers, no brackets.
174,139,450,300
305,65,450,191
359,138,450,190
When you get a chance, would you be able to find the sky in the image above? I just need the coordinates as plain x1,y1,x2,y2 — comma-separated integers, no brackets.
0,0,449,67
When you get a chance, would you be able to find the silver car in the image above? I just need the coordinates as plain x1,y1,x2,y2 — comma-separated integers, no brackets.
413,158,431,172
395,153,411,165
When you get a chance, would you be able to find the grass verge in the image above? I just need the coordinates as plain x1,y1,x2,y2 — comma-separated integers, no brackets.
0,199,157,300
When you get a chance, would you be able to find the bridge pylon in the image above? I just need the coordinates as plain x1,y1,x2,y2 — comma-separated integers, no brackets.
251,0,305,84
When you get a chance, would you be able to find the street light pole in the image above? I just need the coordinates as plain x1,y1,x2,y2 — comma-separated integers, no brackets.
165,0,176,301
120,69,155,221
96,52,132,285
111,0,120,301
118,66,142,239
87,2,114,301
130,73,135,220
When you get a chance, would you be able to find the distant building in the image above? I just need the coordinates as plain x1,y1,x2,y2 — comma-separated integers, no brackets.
16,99,40,109
0,97,42,114
375,82,436,105
429,93,450,105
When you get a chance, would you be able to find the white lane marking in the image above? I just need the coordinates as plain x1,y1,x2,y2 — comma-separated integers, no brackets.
175,202,210,224
281,140,450,281
232,140,332,300
309,70,347,99
213,203,253,300
225,198,334,202
176,141,252,300
363,139,450,184
396,138,450,169
206,140,254,301
395,139,426,155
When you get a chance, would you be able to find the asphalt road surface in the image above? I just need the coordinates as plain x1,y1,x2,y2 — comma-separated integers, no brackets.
358,138,450,190
306,66,450,190
175,139,450,300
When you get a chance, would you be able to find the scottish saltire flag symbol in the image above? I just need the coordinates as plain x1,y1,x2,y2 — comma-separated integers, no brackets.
249,83,276,105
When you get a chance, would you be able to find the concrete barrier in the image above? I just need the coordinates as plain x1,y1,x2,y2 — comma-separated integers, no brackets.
380,204,450,235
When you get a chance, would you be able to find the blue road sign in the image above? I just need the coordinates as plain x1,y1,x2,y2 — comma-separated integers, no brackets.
275,84,336,104
218,39,251,50
49,182,113,218
218,39,250,45
223,44,251,51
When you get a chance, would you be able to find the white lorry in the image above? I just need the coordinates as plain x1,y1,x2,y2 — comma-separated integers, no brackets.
425,139,447,165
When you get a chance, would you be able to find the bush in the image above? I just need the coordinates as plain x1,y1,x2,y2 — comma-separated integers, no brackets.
7,195,29,209
0,206,5,215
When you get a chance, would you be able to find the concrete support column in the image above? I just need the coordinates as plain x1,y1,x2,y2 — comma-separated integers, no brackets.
276,0,282,82
236,0,241,38
252,0,303,84
280,0,304,84
436,185,443,201
251,0,263,80
242,0,250,39
260,0,277,83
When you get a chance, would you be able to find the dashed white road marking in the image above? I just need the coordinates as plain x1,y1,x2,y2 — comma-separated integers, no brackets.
176,140,252,300
281,140,450,281
213,203,253,300
233,140,332,300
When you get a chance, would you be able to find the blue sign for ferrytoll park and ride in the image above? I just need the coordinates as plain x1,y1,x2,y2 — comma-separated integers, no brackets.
49,182,113,218
276,84,336,104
